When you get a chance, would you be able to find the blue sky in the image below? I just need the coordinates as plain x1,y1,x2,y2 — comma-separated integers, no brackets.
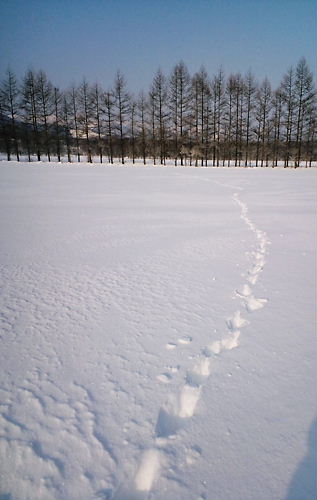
0,0,315,93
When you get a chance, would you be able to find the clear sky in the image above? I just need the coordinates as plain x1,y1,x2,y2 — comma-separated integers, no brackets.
0,0,315,93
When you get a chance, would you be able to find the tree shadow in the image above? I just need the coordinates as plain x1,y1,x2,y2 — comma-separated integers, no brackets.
285,417,317,500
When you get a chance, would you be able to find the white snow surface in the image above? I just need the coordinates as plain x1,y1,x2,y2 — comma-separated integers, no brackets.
0,162,316,500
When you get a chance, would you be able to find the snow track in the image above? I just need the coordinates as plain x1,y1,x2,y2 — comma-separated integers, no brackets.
116,190,270,499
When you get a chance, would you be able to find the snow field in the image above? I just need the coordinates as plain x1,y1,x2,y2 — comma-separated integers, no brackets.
0,163,316,500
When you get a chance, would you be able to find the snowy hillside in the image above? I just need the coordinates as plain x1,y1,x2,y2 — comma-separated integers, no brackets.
0,162,316,500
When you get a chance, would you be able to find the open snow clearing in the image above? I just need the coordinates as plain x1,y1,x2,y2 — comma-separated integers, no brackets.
0,162,316,500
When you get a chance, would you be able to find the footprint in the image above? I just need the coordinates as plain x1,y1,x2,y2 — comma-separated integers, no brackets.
134,449,160,492
236,284,252,297
244,295,267,312
178,336,192,345
221,331,240,350
186,359,210,386
259,240,267,251
248,264,263,276
166,365,180,373
254,251,266,263
256,230,266,239
247,274,258,285
256,258,266,267
227,311,249,331
204,329,240,355
156,373,172,384
155,407,184,438
203,341,222,356
166,343,177,350
186,446,202,465
178,384,201,418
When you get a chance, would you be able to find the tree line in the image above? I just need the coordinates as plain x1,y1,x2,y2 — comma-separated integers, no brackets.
0,58,316,167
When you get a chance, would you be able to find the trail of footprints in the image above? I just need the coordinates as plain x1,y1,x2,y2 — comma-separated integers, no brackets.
117,192,270,499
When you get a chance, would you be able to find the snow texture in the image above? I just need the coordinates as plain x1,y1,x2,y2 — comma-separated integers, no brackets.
0,162,316,500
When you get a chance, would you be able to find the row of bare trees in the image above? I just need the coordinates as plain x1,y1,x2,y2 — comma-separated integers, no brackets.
0,59,316,166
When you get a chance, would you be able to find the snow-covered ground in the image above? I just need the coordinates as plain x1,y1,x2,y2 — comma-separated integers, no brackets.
0,162,316,500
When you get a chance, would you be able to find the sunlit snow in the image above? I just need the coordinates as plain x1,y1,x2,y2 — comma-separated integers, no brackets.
0,162,316,500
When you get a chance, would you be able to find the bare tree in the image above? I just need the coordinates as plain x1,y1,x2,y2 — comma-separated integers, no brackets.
294,58,316,167
192,67,210,166
92,83,104,163
224,75,236,166
78,78,92,163
281,67,296,167
70,86,81,162
211,68,226,166
0,68,20,161
130,99,137,163
231,73,244,166
61,93,72,162
254,78,272,167
114,71,130,164
104,90,115,164
53,87,62,162
191,73,200,166
260,79,272,167
243,70,257,166
0,99,11,160
169,61,191,165
204,90,212,166
37,70,53,161
169,63,180,165
271,87,283,166
305,107,317,167
137,91,147,165
21,69,41,161
151,69,168,165
148,90,157,165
